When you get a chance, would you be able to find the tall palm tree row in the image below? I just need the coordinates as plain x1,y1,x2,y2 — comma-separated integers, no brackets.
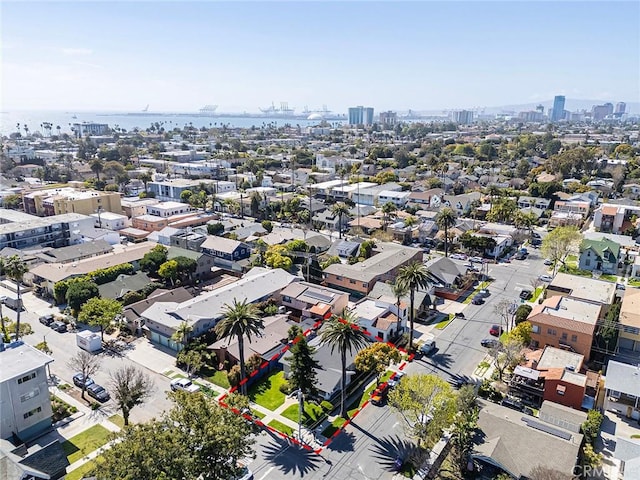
435,207,458,258
320,309,369,419
214,299,264,396
0,255,29,341
397,262,430,352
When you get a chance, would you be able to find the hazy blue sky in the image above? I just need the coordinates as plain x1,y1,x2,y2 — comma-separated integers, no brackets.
2,1,639,113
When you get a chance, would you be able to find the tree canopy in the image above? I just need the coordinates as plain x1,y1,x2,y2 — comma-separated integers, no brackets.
78,297,123,341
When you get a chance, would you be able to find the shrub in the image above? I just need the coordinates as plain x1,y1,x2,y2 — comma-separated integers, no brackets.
320,400,333,412
582,409,604,446
122,291,144,306
279,381,293,395
226,364,241,387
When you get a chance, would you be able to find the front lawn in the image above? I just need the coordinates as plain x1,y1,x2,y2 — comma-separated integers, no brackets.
629,278,640,287
268,419,293,436
202,366,231,389
321,417,345,438
108,414,124,429
65,456,103,480
281,402,324,426
248,370,287,411
61,425,112,464
530,286,544,303
599,274,618,282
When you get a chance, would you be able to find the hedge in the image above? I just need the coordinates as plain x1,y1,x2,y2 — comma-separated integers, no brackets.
53,263,134,304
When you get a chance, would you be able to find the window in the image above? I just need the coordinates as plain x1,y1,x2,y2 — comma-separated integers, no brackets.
17,372,36,385
350,279,356,284
336,276,342,281
547,328,556,336
23,407,42,419
571,335,578,342
20,389,40,402
585,259,591,266
532,325,540,334
556,385,566,396
282,296,291,303
561,332,568,341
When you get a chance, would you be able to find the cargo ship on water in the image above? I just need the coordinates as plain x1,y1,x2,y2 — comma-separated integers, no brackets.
120,103,346,121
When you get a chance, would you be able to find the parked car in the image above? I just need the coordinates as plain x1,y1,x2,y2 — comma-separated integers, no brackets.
388,371,406,389
514,252,527,260
170,378,200,393
39,314,54,326
419,338,436,355
519,290,532,300
234,465,254,480
371,383,390,406
87,383,110,402
73,373,94,389
544,258,553,266
450,253,467,260
616,283,626,290
478,289,490,297
489,325,503,337
481,338,500,348
471,295,484,305
539,274,553,282
50,321,67,333
501,397,524,412
469,256,483,263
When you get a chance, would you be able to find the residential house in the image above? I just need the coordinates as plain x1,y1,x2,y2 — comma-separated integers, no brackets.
546,272,616,315
309,179,348,199
209,315,293,369
441,192,482,216
472,399,583,479
377,190,411,208
335,240,361,258
148,178,235,202
0,438,69,480
312,209,350,234
633,256,640,279
578,237,620,274
517,196,551,210
146,226,183,246
277,282,349,322
35,239,113,264
146,201,193,218
348,216,383,235
140,268,297,350
369,281,432,320
281,331,366,401
527,296,601,361
97,271,152,300
618,288,640,353
0,342,54,442
323,243,423,296
121,197,160,218
200,236,250,263
509,346,599,410
604,360,640,420
167,246,216,281
407,188,445,209
593,203,640,235
351,296,407,342
123,287,193,335
622,183,640,200
330,182,378,202
424,257,472,300
614,438,640,480
28,242,158,296
351,183,402,207
549,211,584,229
170,230,207,251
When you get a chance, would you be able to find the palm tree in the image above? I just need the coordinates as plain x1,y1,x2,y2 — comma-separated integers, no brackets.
331,202,351,239
90,158,104,181
171,321,193,351
0,255,28,340
391,279,409,340
139,171,152,195
397,262,430,352
381,202,397,231
320,309,369,418
214,299,263,395
436,207,458,258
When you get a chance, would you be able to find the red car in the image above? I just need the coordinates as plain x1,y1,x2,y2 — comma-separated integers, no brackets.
489,325,503,337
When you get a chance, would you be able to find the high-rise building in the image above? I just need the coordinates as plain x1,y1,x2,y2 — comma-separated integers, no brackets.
348,106,374,126
379,111,398,126
451,110,474,124
592,103,614,122
615,102,626,114
551,96,566,122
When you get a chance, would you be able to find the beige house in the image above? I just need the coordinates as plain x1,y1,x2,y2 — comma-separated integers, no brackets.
618,287,640,353
23,187,122,217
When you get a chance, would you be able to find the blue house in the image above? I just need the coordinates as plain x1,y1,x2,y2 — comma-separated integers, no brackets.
200,235,251,262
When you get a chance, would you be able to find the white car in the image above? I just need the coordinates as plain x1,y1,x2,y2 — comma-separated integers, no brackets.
539,274,554,282
387,371,406,388
170,378,201,393
450,253,467,261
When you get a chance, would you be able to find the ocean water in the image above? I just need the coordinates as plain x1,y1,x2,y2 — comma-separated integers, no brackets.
0,110,346,136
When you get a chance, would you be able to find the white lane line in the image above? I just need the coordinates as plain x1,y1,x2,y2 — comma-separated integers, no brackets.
258,466,275,480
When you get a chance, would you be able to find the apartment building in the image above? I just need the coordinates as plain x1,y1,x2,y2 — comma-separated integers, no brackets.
146,201,193,218
0,209,92,250
148,179,235,202
0,342,54,442
527,296,601,361
23,188,122,217
618,288,640,353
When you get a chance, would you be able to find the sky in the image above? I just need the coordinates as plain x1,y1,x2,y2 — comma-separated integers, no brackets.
2,1,639,113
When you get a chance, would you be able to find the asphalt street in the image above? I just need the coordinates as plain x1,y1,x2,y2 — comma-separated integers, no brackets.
247,250,550,479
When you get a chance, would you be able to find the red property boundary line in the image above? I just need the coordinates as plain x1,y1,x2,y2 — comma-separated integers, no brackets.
217,316,414,454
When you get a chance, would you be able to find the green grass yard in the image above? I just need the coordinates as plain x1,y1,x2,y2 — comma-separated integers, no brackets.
61,425,112,464
64,457,103,480
268,419,294,435
108,414,124,429
248,370,287,411
281,402,324,426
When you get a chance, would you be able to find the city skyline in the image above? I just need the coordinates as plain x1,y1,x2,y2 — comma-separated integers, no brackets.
2,1,639,113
